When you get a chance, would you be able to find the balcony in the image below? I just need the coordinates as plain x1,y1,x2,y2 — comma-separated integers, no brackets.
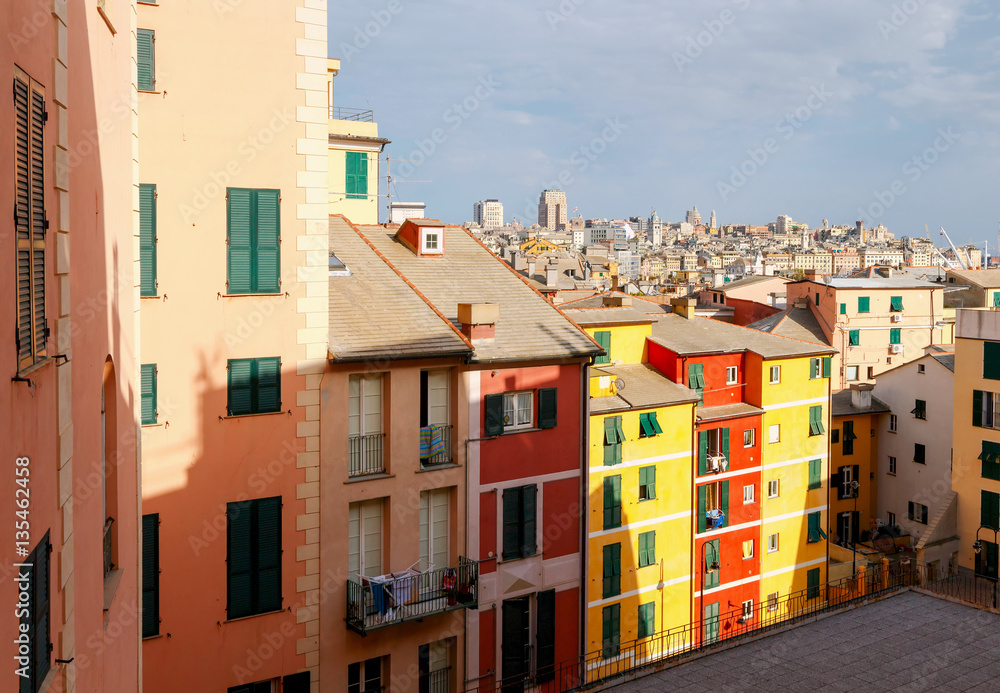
420,424,453,468
420,667,451,693
330,106,374,122
349,432,385,477
346,557,478,635
103,517,115,577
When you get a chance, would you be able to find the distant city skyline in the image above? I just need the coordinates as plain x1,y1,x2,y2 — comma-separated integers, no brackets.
331,1,999,250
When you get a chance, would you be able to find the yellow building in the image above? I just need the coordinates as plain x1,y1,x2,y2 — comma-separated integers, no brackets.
520,237,560,255
953,309,1000,584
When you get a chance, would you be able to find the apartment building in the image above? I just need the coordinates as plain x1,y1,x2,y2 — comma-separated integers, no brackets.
2,2,140,691
944,269,1000,308
473,199,504,231
137,1,328,690
952,310,1000,584
538,189,568,230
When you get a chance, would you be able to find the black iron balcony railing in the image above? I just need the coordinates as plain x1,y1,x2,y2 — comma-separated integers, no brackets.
349,432,385,477
103,517,115,577
347,557,478,635
420,424,453,468
330,106,374,122
420,667,451,693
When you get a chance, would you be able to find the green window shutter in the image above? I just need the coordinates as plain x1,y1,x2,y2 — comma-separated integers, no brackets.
809,405,825,435
501,488,521,560
604,418,615,445
982,442,1000,481
255,357,281,413
983,490,1000,530
141,364,157,425
822,356,832,377
142,514,160,638
603,476,621,529
839,303,846,315
346,151,368,199
521,485,537,557
602,604,620,658
649,411,663,434
254,189,281,294
974,390,984,427
638,602,654,639
807,512,818,542
536,589,556,681
985,342,1000,381
538,388,557,429
137,29,155,91
721,427,730,460
639,412,655,437
226,501,254,619
858,296,869,313
228,359,253,416
994,293,1000,308
808,458,822,489
614,416,626,443
255,496,283,613
698,430,708,475
594,331,611,364
139,184,157,297
890,296,903,312
227,188,253,294
345,151,357,197
697,485,707,533
720,481,729,527
688,363,705,389
638,531,655,567
848,330,859,346
484,394,504,436
890,328,901,345
602,543,621,598
639,465,655,500
704,539,719,589
806,568,820,599
809,358,818,379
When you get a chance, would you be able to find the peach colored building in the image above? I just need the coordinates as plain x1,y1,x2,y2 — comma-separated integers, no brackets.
137,1,328,690
2,1,141,691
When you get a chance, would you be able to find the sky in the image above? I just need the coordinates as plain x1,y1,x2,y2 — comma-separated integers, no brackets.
330,0,1000,249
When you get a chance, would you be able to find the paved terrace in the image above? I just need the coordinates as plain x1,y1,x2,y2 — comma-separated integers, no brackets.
612,592,1000,692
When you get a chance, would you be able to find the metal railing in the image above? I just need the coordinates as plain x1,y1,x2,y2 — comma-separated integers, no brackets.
330,106,374,122
347,557,478,635
420,666,451,693
421,424,453,468
103,517,115,577
349,433,385,477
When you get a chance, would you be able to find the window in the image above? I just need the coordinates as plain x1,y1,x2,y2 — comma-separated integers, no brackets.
638,602,654,639
908,501,929,525
982,490,1000,530
501,597,530,683
348,657,382,693
831,430,840,444
139,183,157,296
741,599,753,620
842,421,856,455
742,539,754,559
917,363,926,374
502,485,537,560
535,590,556,682
867,366,875,379
972,390,1000,429
638,531,656,568
985,342,1000,381
807,511,826,543
767,533,779,553
345,151,368,199
602,543,621,598
912,399,926,420
839,303,846,315
815,292,820,306
349,374,384,475
698,427,729,474
806,568,821,599
419,489,450,572
419,641,453,692
726,366,737,385
769,365,780,384
226,188,281,294
229,681,273,693
697,480,729,532
594,330,611,365
890,328,901,345
981,441,1000,481
603,475,622,530
809,356,831,379
809,406,825,436
227,357,281,416
19,532,50,693
348,498,383,578
638,466,656,501
703,538,721,589
888,456,897,475
890,295,903,312
227,496,282,619
421,229,440,254
838,511,859,545
503,391,534,431
887,511,896,526
639,411,663,438
137,29,155,91
601,604,620,659
603,416,626,466
767,479,779,498
743,428,755,447
848,330,860,346
768,424,780,443
837,465,859,500
889,414,897,432
846,365,859,381
141,364,158,425
767,592,779,611
688,363,705,404
142,514,160,638
743,484,754,504
14,68,47,372
914,443,925,465
857,296,869,313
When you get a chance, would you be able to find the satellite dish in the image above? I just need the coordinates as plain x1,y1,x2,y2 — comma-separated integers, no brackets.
615,378,625,390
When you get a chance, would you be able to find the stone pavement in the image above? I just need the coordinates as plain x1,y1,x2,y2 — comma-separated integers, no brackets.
611,592,1000,692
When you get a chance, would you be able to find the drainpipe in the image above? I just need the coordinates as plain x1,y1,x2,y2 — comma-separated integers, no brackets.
463,428,497,688
579,360,588,680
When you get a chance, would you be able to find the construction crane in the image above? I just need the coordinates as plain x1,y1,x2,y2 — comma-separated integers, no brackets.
927,224,960,270
940,227,968,270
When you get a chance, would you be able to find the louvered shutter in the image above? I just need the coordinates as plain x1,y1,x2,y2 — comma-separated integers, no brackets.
698,430,708,475
720,481,729,527
356,152,368,199
536,589,556,682
137,29,155,91
254,189,280,293
697,485,707,533
345,151,358,198
501,488,520,560
227,501,253,619
15,73,32,370
521,484,536,556
29,85,46,361
255,497,282,613
721,427,730,460
227,189,253,294
139,184,157,296
484,394,504,436
255,357,281,413
227,359,252,416
974,390,984,427
538,388,557,429
140,364,157,424
823,356,832,377
142,514,160,637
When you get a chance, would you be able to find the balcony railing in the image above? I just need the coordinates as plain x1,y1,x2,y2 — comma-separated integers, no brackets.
330,106,374,122
420,667,451,693
347,557,478,635
420,424,453,468
349,432,385,477
103,517,115,577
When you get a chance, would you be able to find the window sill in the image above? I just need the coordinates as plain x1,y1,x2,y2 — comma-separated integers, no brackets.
141,422,163,428
416,462,460,473
501,426,540,435
224,608,285,624
223,410,287,420
142,633,165,641
103,568,123,612
637,498,655,503
221,292,285,298
345,472,394,484
140,294,161,299
97,4,116,34
17,357,52,378
497,552,541,564
138,90,162,94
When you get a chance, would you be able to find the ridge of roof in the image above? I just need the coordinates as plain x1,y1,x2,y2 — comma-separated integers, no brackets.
694,314,836,355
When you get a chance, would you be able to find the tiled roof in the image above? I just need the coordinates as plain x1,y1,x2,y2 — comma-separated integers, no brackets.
327,216,472,361
697,402,764,422
932,354,955,372
944,268,1000,288
359,223,602,363
831,390,892,417
797,277,942,290
648,313,836,359
747,307,830,346
562,307,655,326
721,275,788,292
591,364,698,411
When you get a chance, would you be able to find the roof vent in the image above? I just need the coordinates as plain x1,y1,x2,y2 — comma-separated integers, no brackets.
850,382,873,410
457,303,498,341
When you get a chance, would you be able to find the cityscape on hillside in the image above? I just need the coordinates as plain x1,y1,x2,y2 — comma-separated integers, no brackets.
5,3,1000,693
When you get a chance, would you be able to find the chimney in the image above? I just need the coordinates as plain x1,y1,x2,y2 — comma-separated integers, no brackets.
527,258,536,279
457,303,498,341
850,382,874,410
513,252,525,271
671,297,696,319
602,295,632,308
545,264,559,288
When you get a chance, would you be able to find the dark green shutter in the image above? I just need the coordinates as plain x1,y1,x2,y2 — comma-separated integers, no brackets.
501,488,520,560
822,356,832,377
282,673,310,693
982,490,1000,530
974,390,984,427
639,466,655,500
502,597,530,683
721,428,730,461
890,328,901,345
227,501,254,619
849,330,859,346
810,406,825,435
137,29,155,91
890,296,903,311
255,496,282,613
704,539,719,589
650,411,663,434
603,476,621,529
720,481,729,527
602,604,620,658
982,442,1000,481
809,358,818,379
638,531,655,567
142,514,160,637
995,293,1000,308
985,342,1000,380
538,388,557,429
697,485,707,533
227,359,253,416
141,364,157,425
839,303,846,315
22,532,50,693
806,568,820,599
139,184,157,296
639,412,653,437
858,296,869,313
808,459,822,489
346,151,368,199
698,430,708,475
485,394,504,436
638,602,654,639
521,485,536,556
227,189,253,294
602,543,620,598
254,190,280,293
594,331,610,364
255,357,281,413
536,590,556,682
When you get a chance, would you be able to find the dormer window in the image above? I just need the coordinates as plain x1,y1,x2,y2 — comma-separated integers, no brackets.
422,229,442,254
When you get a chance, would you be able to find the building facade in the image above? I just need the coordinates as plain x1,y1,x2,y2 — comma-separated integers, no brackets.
473,199,503,231
538,190,567,231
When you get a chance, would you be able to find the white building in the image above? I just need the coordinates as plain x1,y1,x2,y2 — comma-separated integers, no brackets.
648,210,663,246
538,189,567,230
473,198,503,230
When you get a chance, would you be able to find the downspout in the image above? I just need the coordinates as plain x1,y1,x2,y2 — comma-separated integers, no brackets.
463,429,498,688
826,363,832,581
690,397,698,631
579,360,588,680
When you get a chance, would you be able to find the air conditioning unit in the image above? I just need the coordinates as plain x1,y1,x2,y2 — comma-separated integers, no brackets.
891,314,902,323
890,344,903,354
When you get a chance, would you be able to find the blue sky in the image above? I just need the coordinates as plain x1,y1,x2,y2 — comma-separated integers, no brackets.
331,0,1000,248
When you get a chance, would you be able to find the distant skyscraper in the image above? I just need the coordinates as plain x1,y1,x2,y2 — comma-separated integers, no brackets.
473,199,503,230
686,206,702,225
538,189,567,230
710,210,717,229
776,214,793,236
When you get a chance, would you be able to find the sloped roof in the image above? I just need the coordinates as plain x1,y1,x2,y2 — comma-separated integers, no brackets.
748,306,830,345
327,216,471,361
591,364,698,412
945,269,1000,288
562,307,655,327
831,390,891,417
721,275,789,292
649,313,835,359
932,353,955,372
697,402,764,422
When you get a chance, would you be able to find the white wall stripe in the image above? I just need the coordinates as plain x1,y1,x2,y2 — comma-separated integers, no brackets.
762,452,827,471
589,449,692,472
762,555,826,578
587,573,692,609
762,504,828,524
588,510,691,539
481,467,579,492
763,396,828,412
694,573,762,598
694,519,762,539
696,464,762,483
